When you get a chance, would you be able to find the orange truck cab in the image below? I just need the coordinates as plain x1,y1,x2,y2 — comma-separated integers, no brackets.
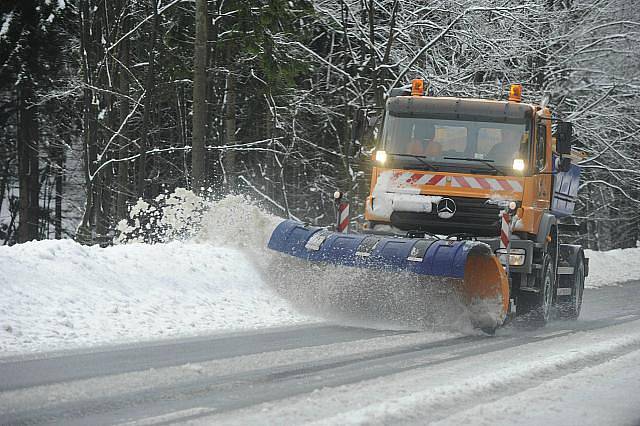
364,82,588,324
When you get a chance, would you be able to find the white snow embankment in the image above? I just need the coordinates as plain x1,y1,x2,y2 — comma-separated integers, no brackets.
585,247,640,288
0,239,310,355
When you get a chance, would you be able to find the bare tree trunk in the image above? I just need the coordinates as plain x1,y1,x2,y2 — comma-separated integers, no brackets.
42,164,51,238
0,164,7,233
191,0,208,194
77,0,98,244
338,0,352,192
116,2,130,221
17,82,40,243
137,0,159,198
55,142,63,239
367,0,379,107
16,1,41,243
96,165,113,244
222,68,236,189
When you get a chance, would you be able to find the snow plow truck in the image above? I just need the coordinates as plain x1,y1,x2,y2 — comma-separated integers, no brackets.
268,81,588,331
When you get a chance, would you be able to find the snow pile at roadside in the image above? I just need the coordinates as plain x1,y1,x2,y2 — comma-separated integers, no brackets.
0,239,311,355
585,247,640,288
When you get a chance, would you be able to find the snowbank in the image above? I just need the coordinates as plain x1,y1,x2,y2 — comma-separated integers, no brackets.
0,239,310,354
585,247,640,288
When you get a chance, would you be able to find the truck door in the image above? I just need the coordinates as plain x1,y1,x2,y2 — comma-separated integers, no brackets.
532,119,552,210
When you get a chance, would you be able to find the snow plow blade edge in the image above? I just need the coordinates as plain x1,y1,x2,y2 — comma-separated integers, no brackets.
267,220,509,328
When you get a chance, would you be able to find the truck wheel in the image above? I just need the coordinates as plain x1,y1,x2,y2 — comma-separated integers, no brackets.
518,254,554,326
557,255,585,320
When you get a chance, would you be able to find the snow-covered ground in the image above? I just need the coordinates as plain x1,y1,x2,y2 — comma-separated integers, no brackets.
0,240,311,354
0,194,316,355
1,192,639,355
584,247,640,288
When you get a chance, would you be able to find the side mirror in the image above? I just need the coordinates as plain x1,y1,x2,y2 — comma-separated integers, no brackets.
555,122,573,155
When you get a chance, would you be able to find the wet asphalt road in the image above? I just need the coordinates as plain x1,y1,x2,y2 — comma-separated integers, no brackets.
1,281,639,425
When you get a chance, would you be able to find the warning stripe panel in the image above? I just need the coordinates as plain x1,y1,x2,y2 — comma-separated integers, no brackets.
337,202,349,233
510,180,523,192
475,177,492,190
406,173,423,184
389,171,523,193
454,176,471,188
500,212,511,248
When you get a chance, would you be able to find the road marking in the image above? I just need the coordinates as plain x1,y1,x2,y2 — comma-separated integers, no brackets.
115,407,216,426
534,329,571,339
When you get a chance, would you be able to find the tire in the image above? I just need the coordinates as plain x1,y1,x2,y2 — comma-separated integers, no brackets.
517,254,555,326
557,255,585,320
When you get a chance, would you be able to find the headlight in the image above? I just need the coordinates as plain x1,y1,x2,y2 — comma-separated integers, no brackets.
513,158,525,171
375,150,387,165
496,248,526,266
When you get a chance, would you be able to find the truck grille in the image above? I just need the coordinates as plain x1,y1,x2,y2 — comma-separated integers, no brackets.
390,197,501,237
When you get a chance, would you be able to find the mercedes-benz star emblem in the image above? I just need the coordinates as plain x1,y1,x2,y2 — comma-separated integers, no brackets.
436,198,456,219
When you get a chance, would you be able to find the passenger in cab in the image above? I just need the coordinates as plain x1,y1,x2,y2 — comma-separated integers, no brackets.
407,124,442,157
487,128,522,165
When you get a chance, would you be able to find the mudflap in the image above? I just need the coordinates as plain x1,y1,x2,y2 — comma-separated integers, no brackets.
267,220,510,330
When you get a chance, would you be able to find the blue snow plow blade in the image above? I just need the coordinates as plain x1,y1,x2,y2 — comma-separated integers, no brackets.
268,220,476,279
267,219,511,328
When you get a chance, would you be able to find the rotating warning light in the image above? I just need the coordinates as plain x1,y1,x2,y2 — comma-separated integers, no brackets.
411,79,425,96
509,84,522,102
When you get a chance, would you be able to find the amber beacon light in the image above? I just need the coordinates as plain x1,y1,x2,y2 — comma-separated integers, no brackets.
508,84,522,102
411,79,424,96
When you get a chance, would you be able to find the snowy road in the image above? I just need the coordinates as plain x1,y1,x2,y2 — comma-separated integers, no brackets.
2,282,640,426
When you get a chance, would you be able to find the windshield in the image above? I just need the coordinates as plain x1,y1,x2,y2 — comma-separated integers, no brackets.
381,115,530,172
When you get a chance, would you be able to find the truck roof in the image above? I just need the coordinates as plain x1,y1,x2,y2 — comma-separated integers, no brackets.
387,96,536,123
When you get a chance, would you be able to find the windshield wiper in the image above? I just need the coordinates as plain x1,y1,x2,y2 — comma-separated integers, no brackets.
388,153,438,171
443,157,505,176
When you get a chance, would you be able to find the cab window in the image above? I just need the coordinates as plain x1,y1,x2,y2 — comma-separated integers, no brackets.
434,126,467,157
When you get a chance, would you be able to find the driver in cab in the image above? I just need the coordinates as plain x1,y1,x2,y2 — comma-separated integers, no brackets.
486,128,523,165
407,125,442,158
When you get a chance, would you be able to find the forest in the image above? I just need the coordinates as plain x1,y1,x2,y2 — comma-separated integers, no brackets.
1,0,638,249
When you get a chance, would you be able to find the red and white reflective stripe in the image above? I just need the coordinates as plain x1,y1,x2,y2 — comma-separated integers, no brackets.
450,175,523,192
390,172,445,194
390,171,523,193
392,172,446,187
500,212,511,249
337,202,349,233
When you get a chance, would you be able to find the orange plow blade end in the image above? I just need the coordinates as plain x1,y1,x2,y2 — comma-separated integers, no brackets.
462,254,510,329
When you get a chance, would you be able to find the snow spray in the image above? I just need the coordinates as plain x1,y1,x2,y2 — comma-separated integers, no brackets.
116,189,478,332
